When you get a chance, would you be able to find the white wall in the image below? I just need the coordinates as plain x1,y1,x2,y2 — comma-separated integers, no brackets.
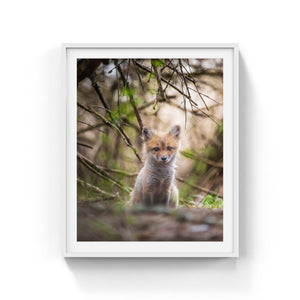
1,1,299,299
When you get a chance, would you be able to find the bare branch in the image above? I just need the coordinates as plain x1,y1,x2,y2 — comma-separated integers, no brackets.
133,60,145,92
89,74,109,111
77,121,104,134
179,59,191,99
180,150,223,168
167,100,221,126
163,66,176,93
161,59,174,72
133,61,223,123
101,167,138,177
77,153,131,193
134,61,200,107
152,64,166,105
114,59,144,132
77,142,93,149
176,177,223,199
77,178,117,198
164,61,220,107
77,102,142,162
188,86,222,105
138,100,156,111
167,61,210,110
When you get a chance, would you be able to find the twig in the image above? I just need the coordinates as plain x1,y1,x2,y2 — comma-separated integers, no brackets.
126,59,131,83
193,86,209,110
179,79,187,129
77,121,104,134
77,178,117,198
113,59,126,83
154,63,220,106
188,69,223,76
101,167,138,177
182,61,210,109
133,60,145,92
163,66,176,93
161,59,174,72
176,177,223,199
180,150,223,168
138,100,156,111
120,118,140,132
114,59,144,132
152,64,166,105
84,74,143,162
188,86,222,105
77,142,93,149
167,100,221,126
134,61,222,125
107,59,126,73
179,59,191,99
135,61,198,103
115,65,121,122
77,102,142,162
89,74,109,111
167,62,210,110
137,61,199,104
87,105,113,112
77,153,131,193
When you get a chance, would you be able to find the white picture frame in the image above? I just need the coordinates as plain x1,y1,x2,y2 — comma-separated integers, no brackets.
63,43,239,257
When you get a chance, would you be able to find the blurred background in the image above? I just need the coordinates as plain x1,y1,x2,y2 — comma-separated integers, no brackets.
77,58,223,210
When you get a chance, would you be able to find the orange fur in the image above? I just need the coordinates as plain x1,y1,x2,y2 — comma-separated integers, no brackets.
131,125,181,207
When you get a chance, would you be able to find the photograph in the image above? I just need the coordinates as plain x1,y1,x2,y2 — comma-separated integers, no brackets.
76,57,224,242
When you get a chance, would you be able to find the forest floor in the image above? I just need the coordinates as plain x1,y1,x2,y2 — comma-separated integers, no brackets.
77,202,223,241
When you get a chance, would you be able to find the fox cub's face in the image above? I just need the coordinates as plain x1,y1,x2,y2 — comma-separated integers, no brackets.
142,125,181,164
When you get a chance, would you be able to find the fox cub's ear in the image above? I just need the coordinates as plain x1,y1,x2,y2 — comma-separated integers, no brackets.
142,126,153,141
169,125,181,139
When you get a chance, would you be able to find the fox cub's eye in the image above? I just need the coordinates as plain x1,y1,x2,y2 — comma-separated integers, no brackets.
153,147,159,152
167,146,173,151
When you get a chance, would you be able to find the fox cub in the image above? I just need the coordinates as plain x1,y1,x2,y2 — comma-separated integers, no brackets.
131,125,181,207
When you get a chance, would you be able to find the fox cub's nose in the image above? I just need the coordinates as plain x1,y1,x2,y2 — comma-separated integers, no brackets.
161,156,167,161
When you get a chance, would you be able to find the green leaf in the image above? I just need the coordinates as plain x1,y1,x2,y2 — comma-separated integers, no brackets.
121,86,134,98
202,146,217,159
148,88,157,95
181,149,198,160
151,59,164,67
216,122,223,134
202,189,223,209
146,72,156,81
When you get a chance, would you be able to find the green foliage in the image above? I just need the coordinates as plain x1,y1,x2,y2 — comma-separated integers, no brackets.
151,59,164,67
202,190,223,209
216,123,223,134
77,59,223,210
202,146,217,159
181,147,216,161
181,149,208,174
179,175,197,206
146,72,156,81
194,161,206,173
110,100,138,123
148,88,157,95
179,129,223,208
121,85,135,98
180,149,198,160
179,194,194,207
77,181,99,200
